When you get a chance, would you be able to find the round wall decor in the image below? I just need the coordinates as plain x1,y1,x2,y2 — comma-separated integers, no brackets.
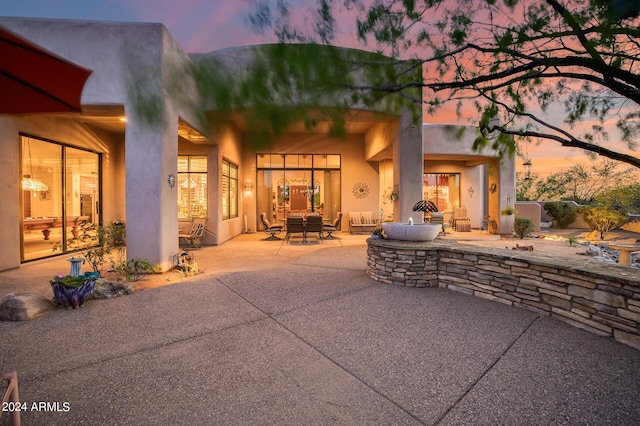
352,182,369,199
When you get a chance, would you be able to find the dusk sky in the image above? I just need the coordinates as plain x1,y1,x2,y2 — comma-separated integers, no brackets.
1,0,636,177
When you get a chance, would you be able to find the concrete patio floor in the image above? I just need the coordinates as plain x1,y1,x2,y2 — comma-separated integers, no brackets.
1,230,639,425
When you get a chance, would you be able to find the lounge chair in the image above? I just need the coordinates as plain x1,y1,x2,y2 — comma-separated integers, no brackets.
323,212,342,239
260,212,283,240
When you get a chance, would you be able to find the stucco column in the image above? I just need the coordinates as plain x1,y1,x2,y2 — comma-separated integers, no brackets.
124,108,179,271
393,113,423,223
488,158,516,235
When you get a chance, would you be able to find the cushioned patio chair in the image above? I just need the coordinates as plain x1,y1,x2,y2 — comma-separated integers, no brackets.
260,212,283,241
453,205,471,232
323,212,342,239
430,210,453,236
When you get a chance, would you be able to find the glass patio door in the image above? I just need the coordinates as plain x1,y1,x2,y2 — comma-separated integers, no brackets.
21,136,100,262
256,153,341,230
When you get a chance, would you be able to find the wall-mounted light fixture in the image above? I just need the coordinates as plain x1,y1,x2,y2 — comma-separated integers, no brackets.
168,173,175,188
467,186,474,198
244,181,253,192
489,183,497,194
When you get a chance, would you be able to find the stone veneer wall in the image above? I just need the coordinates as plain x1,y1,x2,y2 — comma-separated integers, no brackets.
367,239,640,351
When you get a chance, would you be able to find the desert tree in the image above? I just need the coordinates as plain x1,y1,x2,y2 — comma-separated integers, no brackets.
234,0,640,166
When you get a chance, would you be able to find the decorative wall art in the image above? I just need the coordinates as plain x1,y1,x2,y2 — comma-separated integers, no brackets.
352,182,369,199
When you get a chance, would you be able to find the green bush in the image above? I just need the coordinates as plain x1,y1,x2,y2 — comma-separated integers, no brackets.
579,205,629,239
513,217,535,239
543,202,577,228
115,258,160,282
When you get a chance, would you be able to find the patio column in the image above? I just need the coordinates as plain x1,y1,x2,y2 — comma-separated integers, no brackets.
124,106,179,272
393,112,424,223
488,158,516,235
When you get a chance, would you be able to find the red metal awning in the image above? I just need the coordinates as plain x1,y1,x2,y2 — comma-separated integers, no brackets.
0,25,92,114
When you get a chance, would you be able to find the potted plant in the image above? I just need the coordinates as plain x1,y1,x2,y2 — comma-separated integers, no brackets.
500,205,516,236
50,271,100,309
500,206,516,216
371,226,385,239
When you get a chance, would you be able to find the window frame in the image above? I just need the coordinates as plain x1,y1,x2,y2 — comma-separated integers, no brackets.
177,155,208,221
222,158,239,220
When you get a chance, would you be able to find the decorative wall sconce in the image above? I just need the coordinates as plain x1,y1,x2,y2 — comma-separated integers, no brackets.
244,182,253,192
467,186,474,198
168,173,176,188
489,183,497,194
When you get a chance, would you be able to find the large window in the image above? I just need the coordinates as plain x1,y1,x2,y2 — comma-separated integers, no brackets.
21,135,100,262
256,154,341,228
221,158,238,220
178,156,208,220
423,173,460,211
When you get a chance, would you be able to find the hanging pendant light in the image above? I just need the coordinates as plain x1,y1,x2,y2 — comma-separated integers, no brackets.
21,138,49,192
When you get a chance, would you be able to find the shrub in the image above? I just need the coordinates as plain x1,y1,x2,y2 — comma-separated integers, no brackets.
115,258,160,282
513,217,535,239
543,202,577,228
579,205,629,239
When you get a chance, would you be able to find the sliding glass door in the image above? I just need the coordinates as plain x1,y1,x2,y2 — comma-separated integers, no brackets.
21,136,100,262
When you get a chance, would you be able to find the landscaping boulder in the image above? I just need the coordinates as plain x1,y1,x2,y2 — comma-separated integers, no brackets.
93,279,136,299
0,292,56,321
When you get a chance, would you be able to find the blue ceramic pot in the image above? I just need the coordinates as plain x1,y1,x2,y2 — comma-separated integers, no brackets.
51,272,98,309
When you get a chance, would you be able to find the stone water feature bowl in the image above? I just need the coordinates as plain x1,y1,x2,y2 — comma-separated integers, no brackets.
381,222,441,241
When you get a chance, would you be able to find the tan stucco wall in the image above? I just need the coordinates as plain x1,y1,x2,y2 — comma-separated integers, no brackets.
217,124,244,244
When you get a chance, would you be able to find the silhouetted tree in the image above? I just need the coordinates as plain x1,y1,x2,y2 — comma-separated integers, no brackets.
236,0,640,167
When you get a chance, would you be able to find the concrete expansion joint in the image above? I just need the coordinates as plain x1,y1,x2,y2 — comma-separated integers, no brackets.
434,315,541,424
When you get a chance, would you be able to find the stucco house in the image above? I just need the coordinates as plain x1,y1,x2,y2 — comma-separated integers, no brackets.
0,17,515,272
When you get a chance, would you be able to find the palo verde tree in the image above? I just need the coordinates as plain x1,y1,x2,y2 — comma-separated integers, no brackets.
237,0,640,167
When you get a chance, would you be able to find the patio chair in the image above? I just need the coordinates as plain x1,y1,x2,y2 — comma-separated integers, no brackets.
453,206,471,231
323,212,342,239
178,218,207,248
260,212,283,241
430,210,453,235
285,216,306,243
305,215,324,242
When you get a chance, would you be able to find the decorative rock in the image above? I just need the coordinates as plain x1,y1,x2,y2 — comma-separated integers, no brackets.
0,293,56,321
93,279,136,299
